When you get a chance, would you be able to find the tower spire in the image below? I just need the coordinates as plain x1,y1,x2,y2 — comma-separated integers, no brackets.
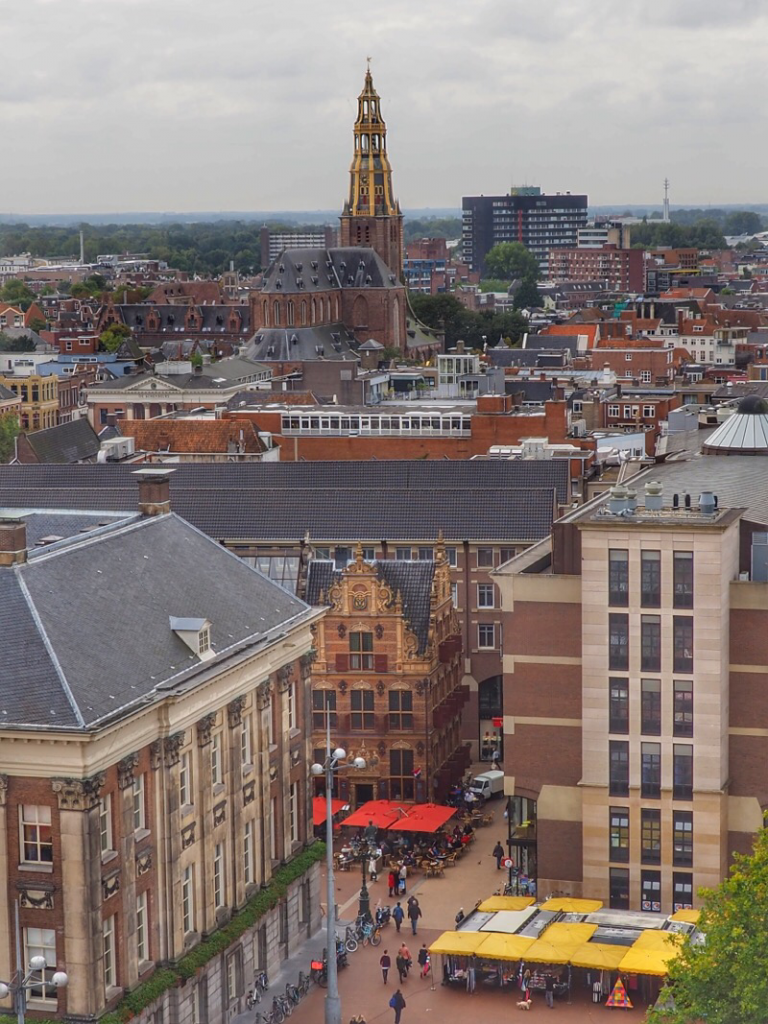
663,177,670,224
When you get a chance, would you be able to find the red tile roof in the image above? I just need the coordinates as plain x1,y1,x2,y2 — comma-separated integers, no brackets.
119,418,268,454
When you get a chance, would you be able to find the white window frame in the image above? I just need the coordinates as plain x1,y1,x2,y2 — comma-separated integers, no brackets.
244,820,255,886
103,915,116,991
270,797,278,861
24,927,56,1002
643,405,655,417
132,774,145,832
477,583,495,609
99,795,113,854
478,624,496,649
136,890,148,963
608,404,620,417
20,805,53,865
214,842,225,909
446,546,458,567
450,582,459,607
287,682,296,732
289,783,299,845
477,547,494,568
240,716,252,767
179,751,193,807
211,732,223,787
198,627,210,655
182,865,195,934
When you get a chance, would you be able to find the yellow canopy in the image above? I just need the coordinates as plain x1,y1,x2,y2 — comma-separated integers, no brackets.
669,908,700,924
524,923,598,964
539,897,603,914
428,931,486,956
477,896,536,913
569,942,631,971
476,933,535,962
618,930,681,977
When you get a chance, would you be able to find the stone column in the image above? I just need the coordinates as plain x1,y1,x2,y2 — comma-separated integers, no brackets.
0,777,10,993
51,774,105,1017
196,713,216,932
227,698,246,906
117,752,139,989
255,682,273,884
152,733,184,962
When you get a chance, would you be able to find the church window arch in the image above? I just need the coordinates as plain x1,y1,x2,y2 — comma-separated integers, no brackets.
311,298,316,325
273,301,281,326
262,300,269,327
287,300,295,327
300,300,307,326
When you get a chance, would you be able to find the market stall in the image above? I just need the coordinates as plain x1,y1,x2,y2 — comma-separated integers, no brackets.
312,796,346,827
476,896,535,913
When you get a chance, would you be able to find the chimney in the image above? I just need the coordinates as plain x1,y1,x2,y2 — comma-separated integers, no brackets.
133,468,175,517
106,412,118,428
0,519,27,565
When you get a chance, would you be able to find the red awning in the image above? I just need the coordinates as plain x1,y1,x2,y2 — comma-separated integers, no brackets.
387,804,456,833
340,799,413,829
312,796,346,826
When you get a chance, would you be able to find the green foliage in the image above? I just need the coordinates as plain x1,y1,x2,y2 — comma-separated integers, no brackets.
651,829,768,1024
484,242,540,282
0,414,20,463
100,323,132,353
189,351,203,367
513,276,542,310
27,316,48,334
0,331,35,353
409,292,526,348
403,217,462,243
631,218,727,250
478,279,511,293
0,278,35,310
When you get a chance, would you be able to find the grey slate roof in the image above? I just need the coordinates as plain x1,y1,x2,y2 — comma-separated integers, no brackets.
0,513,312,729
245,323,360,363
261,248,399,295
0,384,17,401
306,559,435,652
22,418,101,464
16,510,136,552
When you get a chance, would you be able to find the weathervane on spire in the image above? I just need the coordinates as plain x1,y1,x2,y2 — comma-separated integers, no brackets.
366,56,372,72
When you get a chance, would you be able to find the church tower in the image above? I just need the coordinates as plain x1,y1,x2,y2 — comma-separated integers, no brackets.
339,66,404,277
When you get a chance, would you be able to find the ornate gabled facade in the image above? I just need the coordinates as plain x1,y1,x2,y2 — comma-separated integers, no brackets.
339,67,404,277
307,540,469,805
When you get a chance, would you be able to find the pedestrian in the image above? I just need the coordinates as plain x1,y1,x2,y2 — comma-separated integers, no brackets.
545,972,554,1008
392,902,404,932
523,968,531,995
398,941,412,974
417,943,429,978
388,870,397,898
395,952,407,983
369,853,378,882
399,863,407,895
389,988,406,1024
407,899,422,935
493,840,505,870
455,907,465,926
380,949,391,984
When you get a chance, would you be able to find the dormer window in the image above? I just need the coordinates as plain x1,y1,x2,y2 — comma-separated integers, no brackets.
169,616,214,662
198,627,210,655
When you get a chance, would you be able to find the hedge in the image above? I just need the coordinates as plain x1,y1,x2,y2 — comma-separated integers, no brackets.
10,843,325,1024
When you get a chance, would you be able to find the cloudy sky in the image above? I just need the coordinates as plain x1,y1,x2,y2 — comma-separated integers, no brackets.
1,0,766,215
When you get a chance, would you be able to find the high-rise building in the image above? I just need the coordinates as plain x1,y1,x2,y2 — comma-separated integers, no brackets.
462,187,588,276
339,67,404,276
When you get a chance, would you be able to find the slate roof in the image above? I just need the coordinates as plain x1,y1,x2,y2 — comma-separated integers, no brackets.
0,384,18,402
0,513,313,729
89,369,257,392
112,304,250,333
525,334,582,354
244,323,360,363
22,418,101,464
0,462,564,542
261,248,399,295
306,558,435,652
16,510,136,551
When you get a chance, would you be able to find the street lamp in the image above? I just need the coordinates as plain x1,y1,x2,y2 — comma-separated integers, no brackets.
0,902,68,1024
311,714,366,1024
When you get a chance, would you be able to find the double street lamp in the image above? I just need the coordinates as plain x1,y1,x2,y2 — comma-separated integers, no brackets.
311,722,366,1024
0,902,68,1024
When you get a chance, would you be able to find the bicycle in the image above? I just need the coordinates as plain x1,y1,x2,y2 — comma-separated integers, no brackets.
246,969,269,1009
254,1007,282,1024
354,917,382,947
343,925,359,953
272,993,293,1021
285,981,301,1007
297,970,311,998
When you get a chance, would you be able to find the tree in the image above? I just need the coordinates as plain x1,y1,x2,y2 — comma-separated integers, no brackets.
478,279,512,294
652,828,768,1024
513,276,542,310
0,279,35,311
484,242,540,282
0,331,35,353
0,413,20,463
100,322,132,353
723,211,763,236
27,316,48,334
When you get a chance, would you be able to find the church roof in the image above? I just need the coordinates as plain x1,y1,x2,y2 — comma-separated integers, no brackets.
244,323,361,363
260,247,400,295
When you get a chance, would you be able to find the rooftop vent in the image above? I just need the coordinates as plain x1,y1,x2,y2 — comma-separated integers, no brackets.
311,261,318,270
278,263,285,273
295,262,303,272
311,276,319,285
644,480,664,511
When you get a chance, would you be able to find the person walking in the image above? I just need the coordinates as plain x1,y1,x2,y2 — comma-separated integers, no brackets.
388,869,397,898
395,951,407,983
398,863,407,895
407,899,422,935
417,943,429,978
380,950,391,984
392,901,404,932
545,972,555,1008
389,988,406,1024
398,941,412,974
493,840,505,870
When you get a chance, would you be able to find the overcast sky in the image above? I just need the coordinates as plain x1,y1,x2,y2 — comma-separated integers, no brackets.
2,0,766,215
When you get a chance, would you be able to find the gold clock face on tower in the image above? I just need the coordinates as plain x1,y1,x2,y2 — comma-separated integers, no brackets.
360,174,368,185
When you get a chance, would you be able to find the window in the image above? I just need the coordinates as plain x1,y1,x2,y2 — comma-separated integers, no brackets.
640,370,652,383
609,614,629,671
395,547,411,561
289,782,299,844
640,551,661,608
450,583,459,607
641,870,662,912
641,809,661,864
643,405,655,418
477,547,494,568
24,927,56,1001
609,741,629,797
500,547,515,564
389,690,413,730
673,744,693,800
477,584,494,608
312,690,336,729
609,807,629,863
478,624,496,649
315,547,330,560
20,805,53,864
390,748,415,801
211,732,223,787
103,915,116,990
674,681,694,737
244,820,255,886
180,751,193,807
609,678,629,734
641,616,661,672
673,872,693,911
287,682,296,732
350,632,374,670
608,550,629,606
241,716,252,767
446,547,458,567
226,950,240,1004
417,547,433,561
673,811,693,867
673,552,694,609
198,627,210,655
270,797,278,861
673,617,694,672
641,743,661,799
182,865,195,933
136,891,148,962
213,842,225,908
641,679,661,735
132,774,146,832
351,689,374,729
608,404,620,417
333,546,350,569
99,795,113,854
609,867,630,910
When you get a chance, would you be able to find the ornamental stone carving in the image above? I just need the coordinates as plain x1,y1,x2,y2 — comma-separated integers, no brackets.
164,731,184,768
102,874,120,900
197,713,217,747
256,681,272,711
213,801,226,827
277,665,294,693
243,781,256,806
0,775,8,806
136,851,152,876
117,753,139,790
51,773,104,811
19,888,54,910
227,696,246,728
181,822,196,849
299,651,317,680
149,740,163,771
